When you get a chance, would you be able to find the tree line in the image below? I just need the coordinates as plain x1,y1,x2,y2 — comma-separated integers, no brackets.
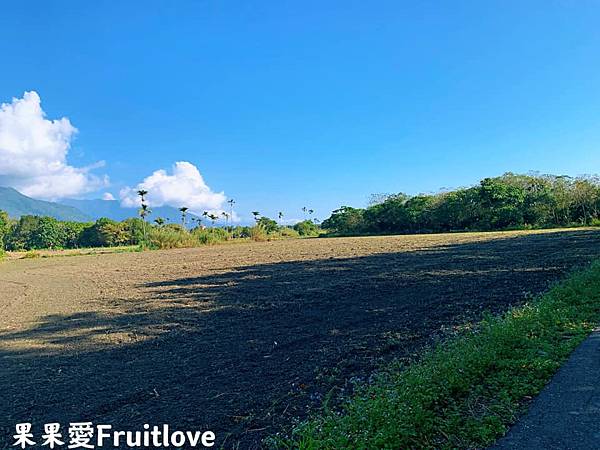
321,173,600,235
0,210,320,252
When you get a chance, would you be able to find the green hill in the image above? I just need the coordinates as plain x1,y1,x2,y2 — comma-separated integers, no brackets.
0,186,91,222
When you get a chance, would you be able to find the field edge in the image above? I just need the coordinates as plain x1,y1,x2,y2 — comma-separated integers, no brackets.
275,258,600,449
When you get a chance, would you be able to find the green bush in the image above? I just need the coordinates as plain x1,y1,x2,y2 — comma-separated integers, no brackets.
147,227,197,249
0,210,10,249
122,217,146,244
78,218,130,247
28,217,65,249
5,215,41,250
250,225,268,242
192,227,228,245
279,227,300,238
231,226,252,239
257,216,280,233
293,220,320,236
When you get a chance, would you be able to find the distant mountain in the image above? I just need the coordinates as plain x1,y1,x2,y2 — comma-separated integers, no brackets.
60,198,201,224
0,187,92,222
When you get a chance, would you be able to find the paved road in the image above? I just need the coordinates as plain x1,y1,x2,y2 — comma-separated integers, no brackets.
492,329,600,450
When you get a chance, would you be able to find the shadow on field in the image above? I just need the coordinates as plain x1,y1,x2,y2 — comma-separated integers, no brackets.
1,230,600,449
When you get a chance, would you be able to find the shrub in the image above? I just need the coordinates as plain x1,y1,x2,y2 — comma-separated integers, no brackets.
192,227,228,245
293,220,319,236
5,215,41,250
250,225,268,242
0,210,10,249
257,216,280,233
279,227,300,238
231,226,252,239
122,218,146,244
28,217,65,249
147,227,197,249
78,218,130,247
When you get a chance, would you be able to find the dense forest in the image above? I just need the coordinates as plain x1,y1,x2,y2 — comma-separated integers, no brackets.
321,173,600,235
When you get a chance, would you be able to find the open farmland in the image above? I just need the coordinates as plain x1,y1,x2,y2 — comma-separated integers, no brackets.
2,229,600,448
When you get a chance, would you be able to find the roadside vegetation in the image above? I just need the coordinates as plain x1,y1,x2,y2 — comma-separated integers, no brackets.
280,260,600,449
322,173,600,235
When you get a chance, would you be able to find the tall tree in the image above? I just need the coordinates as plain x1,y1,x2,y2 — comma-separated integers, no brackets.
137,189,148,203
179,207,189,228
137,190,150,242
227,199,235,223
139,204,151,241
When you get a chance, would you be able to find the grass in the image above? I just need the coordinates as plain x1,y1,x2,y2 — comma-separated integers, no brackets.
2,245,141,260
277,260,600,449
145,225,297,249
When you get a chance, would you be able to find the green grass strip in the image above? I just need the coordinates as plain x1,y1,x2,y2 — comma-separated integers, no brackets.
279,260,600,449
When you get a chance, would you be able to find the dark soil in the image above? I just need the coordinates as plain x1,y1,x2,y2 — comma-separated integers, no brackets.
2,229,600,449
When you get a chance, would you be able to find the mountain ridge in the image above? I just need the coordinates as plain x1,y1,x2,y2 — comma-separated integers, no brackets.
0,187,204,224
0,187,92,222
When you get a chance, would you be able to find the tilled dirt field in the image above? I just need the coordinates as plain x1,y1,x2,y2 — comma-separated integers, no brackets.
2,229,600,448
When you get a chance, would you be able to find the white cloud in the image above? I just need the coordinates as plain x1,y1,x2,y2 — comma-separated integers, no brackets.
102,192,116,201
0,91,107,200
119,161,228,215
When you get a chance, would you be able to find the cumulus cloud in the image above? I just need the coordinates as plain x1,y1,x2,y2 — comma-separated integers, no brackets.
102,192,116,201
0,91,107,199
119,161,228,215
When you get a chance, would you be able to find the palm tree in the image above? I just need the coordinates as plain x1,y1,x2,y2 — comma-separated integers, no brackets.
154,217,165,227
227,199,235,221
179,207,189,228
137,189,148,203
208,213,218,226
308,209,314,216
222,211,230,227
137,189,150,241
139,203,151,241
252,211,260,222
139,203,151,220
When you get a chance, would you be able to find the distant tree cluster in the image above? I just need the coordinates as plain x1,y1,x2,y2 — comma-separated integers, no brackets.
322,173,600,235
0,216,146,251
0,207,320,252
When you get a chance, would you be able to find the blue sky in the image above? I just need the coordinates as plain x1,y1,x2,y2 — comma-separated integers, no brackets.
1,1,599,222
